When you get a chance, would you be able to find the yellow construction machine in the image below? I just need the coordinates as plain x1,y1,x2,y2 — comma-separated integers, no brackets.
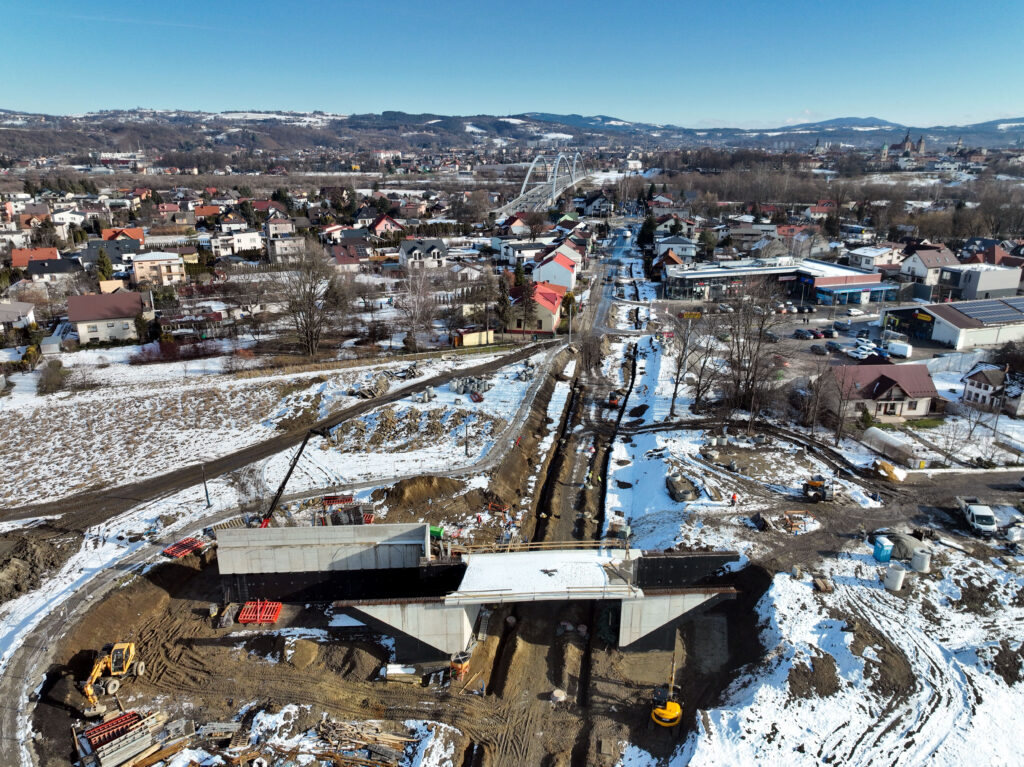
651,653,682,727
80,642,144,716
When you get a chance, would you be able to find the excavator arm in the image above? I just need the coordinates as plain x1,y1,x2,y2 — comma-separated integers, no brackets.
82,655,111,707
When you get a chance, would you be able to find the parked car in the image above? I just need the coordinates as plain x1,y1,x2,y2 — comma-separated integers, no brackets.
846,347,871,359
820,328,838,338
762,330,780,343
808,328,825,339
751,305,766,316
718,303,734,313
846,307,866,316
855,329,872,340
833,320,852,332
772,354,791,368
809,344,830,356
825,340,844,353
793,328,814,339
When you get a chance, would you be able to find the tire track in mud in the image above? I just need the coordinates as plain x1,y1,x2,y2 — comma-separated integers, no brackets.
826,581,980,766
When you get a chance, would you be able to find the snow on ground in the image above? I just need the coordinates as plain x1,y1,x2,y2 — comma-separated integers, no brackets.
0,347,528,507
620,543,1024,767
262,354,549,494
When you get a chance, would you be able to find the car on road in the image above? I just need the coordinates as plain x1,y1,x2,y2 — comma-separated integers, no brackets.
809,344,830,355
846,307,866,316
717,303,734,313
751,305,766,316
846,347,872,359
855,329,872,339
825,340,844,353
833,320,851,332
793,328,814,339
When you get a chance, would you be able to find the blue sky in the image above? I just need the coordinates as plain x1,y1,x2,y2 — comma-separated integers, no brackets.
2,0,1022,127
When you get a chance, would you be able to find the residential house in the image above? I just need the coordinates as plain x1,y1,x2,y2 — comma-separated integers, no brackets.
265,218,296,239
937,263,1022,301
0,301,35,332
656,236,698,260
450,264,486,282
960,363,1008,411
398,238,447,270
68,292,147,344
826,364,938,420
210,230,263,257
267,236,306,262
531,252,576,292
848,244,903,272
132,252,187,287
50,209,86,228
10,247,59,269
509,281,564,335
354,207,378,228
369,214,404,236
251,200,287,216
899,242,959,286
27,259,81,285
80,239,140,272
581,192,612,217
329,245,362,274
804,199,837,221
101,227,145,246
194,205,221,220
219,212,248,233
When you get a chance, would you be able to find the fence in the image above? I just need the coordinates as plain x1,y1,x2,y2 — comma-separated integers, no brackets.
922,349,992,374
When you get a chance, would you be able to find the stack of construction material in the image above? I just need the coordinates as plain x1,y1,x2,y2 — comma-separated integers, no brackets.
315,719,415,764
77,710,173,767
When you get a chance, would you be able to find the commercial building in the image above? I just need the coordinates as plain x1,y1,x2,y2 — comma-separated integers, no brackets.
663,257,898,304
882,297,1024,350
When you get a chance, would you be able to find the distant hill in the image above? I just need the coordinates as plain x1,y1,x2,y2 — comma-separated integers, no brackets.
0,108,1020,158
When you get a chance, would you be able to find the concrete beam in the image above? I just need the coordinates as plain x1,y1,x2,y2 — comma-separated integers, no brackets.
618,592,718,647
355,602,480,655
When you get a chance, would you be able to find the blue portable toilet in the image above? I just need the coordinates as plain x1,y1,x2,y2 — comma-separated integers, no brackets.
873,536,893,563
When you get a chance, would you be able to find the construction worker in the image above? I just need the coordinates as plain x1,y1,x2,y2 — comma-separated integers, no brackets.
730,493,738,507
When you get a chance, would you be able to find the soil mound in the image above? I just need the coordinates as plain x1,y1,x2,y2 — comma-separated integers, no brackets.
376,476,466,510
0,525,81,604
288,639,318,670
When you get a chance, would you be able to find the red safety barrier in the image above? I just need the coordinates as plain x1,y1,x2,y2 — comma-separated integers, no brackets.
362,513,375,525
84,711,142,749
469,390,483,403
162,537,204,558
237,600,283,624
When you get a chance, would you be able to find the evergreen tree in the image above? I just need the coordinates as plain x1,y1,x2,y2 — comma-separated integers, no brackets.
496,275,512,331
513,261,526,287
96,249,114,281
518,278,537,333
637,214,657,248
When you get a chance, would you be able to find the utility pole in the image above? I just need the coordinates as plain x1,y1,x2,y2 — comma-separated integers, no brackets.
201,463,211,508
465,419,470,457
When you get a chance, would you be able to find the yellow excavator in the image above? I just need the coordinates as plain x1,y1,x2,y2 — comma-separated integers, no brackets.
80,642,144,717
651,652,682,727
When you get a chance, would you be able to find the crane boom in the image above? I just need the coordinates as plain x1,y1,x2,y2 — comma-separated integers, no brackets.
259,427,330,527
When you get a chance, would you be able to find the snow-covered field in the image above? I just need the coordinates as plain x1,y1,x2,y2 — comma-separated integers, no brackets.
0,345,530,506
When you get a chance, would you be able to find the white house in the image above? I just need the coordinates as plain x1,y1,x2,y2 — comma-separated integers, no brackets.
657,235,698,260
0,301,35,332
900,246,959,286
531,252,576,292
848,245,903,272
398,238,448,270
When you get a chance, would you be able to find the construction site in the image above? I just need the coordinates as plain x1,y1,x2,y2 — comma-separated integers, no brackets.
3,238,1024,767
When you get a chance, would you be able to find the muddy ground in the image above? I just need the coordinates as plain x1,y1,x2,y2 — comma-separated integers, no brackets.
0,524,81,605
24,335,1021,766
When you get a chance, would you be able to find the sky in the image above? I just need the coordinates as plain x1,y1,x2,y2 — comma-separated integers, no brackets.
1,0,1022,128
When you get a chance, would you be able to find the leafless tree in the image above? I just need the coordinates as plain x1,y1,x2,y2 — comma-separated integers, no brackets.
396,267,437,350
276,249,337,357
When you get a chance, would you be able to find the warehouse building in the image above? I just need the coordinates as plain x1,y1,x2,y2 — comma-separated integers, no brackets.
881,297,1024,350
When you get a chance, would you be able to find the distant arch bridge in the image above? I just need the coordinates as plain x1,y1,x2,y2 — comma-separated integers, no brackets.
494,151,592,216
